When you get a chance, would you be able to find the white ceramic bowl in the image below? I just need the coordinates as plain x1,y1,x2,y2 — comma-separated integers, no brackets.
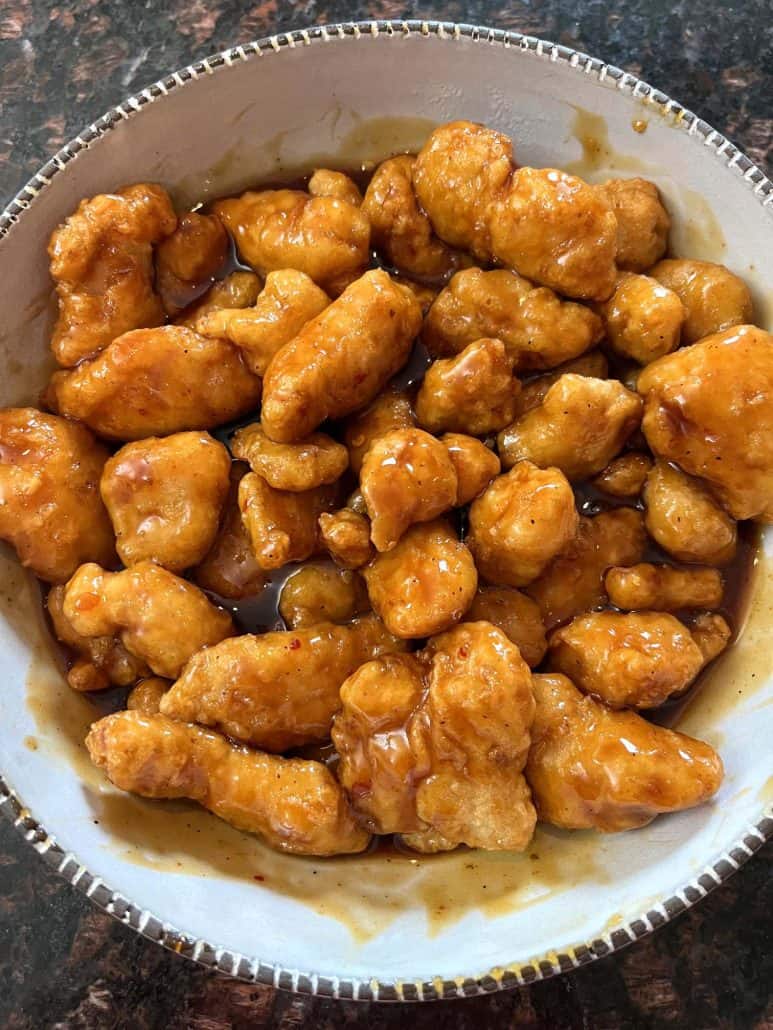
1,21,772,1002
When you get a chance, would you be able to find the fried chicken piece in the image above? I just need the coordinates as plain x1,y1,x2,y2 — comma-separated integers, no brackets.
591,452,653,499
48,183,176,367
87,711,369,856
174,270,262,329
526,673,723,831
413,121,617,299
195,269,329,376
63,561,233,679
525,508,647,631
126,677,170,714
278,563,368,629
0,409,115,583
261,270,422,442
362,155,463,282
47,585,148,692
467,461,578,587
605,564,724,612
690,612,732,664
332,622,536,852
638,326,773,521
643,460,737,565
463,587,547,667
599,272,684,365
308,168,363,207
45,326,262,441
392,275,439,315
231,422,348,492
650,259,754,344
192,465,268,600
343,387,416,475
213,188,370,293
100,432,231,572
237,473,335,571
155,211,228,315
160,613,406,751
547,610,724,709
423,268,602,370
362,520,478,638
317,509,373,569
415,338,519,436
441,434,501,504
597,178,670,272
498,375,642,480
360,428,458,552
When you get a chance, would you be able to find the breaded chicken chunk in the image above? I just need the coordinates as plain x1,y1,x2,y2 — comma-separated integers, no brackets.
45,326,262,441
238,473,336,571
155,211,228,315
0,409,115,582
160,613,405,751
174,270,261,329
441,433,501,504
463,587,547,668
344,387,416,475
423,268,602,370
100,432,231,571
638,326,773,521
599,272,684,365
48,183,176,367
332,622,536,852
511,350,610,419
318,509,373,570
261,270,421,442
467,461,578,587
63,561,233,679
278,562,368,629
308,169,363,207
650,259,753,344
591,452,652,499
597,178,670,272
526,673,723,831
87,711,369,856
605,564,724,612
126,676,169,714
231,422,348,492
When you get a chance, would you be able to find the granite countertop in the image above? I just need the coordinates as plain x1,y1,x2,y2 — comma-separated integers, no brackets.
0,2,771,1027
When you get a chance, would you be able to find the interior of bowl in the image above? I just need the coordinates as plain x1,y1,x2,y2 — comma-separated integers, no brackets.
0,23,771,1000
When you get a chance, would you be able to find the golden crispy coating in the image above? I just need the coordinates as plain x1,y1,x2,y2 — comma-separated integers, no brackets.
192,467,268,599
196,269,329,377
48,183,176,367
238,472,335,571
511,350,610,419
690,612,732,664
360,428,458,552
45,326,262,441
423,268,602,370
155,211,228,315
279,563,368,629
591,452,653,499
160,613,406,751
415,338,519,436
0,409,115,583
526,673,723,831
643,461,737,565
318,509,373,569
63,561,233,679
100,432,231,571
261,270,422,442
47,585,149,692
344,387,416,475
464,587,547,667
525,508,647,631
498,375,642,479
639,326,773,521
650,259,753,344
467,462,578,587
441,433,501,504
605,564,724,612
548,610,708,709
600,272,684,365
413,122,617,299
213,188,370,292
126,677,170,714
308,169,363,207
362,155,463,282
333,622,536,852
231,422,348,492
598,178,670,272
392,276,439,315
87,711,369,856
174,270,262,329
362,520,478,638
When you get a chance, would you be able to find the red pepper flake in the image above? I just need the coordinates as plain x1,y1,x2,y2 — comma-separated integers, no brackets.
458,645,469,658
289,638,301,650
253,874,265,882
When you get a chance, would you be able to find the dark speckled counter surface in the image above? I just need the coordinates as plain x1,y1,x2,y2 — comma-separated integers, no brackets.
0,2,771,1027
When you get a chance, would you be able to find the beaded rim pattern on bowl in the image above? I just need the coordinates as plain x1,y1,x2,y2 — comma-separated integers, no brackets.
0,19,772,1002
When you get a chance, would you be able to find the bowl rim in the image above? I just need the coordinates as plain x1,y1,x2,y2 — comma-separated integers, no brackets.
1,17,772,1003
